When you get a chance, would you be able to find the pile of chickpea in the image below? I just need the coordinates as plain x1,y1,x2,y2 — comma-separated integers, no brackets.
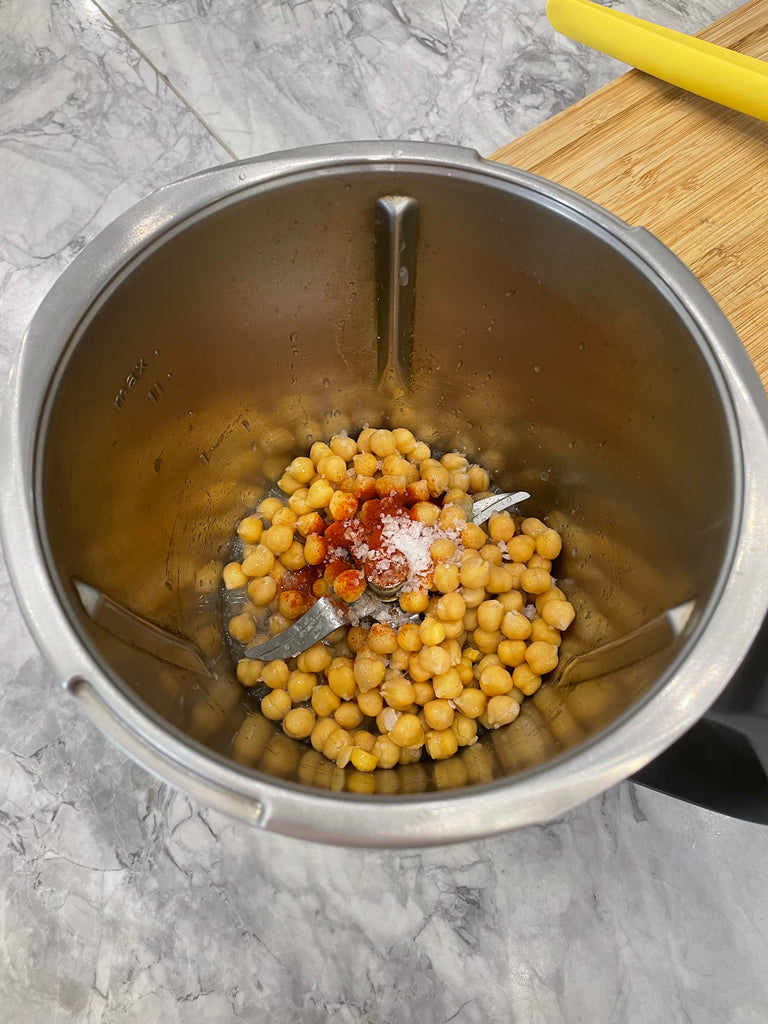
222,426,575,772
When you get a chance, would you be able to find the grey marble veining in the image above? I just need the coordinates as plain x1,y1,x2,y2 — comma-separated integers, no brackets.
94,0,737,159
1,0,767,1021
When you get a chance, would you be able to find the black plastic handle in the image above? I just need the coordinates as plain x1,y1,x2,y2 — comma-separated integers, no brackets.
632,612,768,824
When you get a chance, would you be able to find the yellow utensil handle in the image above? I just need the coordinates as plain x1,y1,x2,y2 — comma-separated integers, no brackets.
547,0,768,122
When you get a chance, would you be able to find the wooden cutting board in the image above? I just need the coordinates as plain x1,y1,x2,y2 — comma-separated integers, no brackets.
492,0,768,388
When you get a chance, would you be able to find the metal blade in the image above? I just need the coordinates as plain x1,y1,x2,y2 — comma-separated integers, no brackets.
555,599,696,687
472,490,530,525
245,597,350,661
73,578,211,676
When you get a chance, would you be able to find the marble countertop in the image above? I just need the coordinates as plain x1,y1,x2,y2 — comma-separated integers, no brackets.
2,1,767,1021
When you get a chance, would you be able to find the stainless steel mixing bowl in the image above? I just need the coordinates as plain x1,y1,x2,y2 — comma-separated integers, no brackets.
4,141,768,845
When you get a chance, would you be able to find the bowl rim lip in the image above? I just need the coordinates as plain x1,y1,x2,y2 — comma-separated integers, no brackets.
3,139,768,846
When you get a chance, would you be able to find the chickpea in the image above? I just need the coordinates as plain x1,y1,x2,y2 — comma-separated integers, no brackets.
512,663,542,696
479,664,514,696
373,735,401,769
350,748,379,772
477,600,504,633
352,730,377,754
353,652,387,692
389,714,424,748
531,618,562,646
486,565,514,594
399,588,430,614
430,563,458,594
521,567,552,595
473,628,502,655
346,626,370,653
413,681,436,706
328,490,358,521
452,714,479,747
397,622,423,653
423,699,455,731
278,590,311,621
228,612,256,644
271,507,297,529
287,456,315,484
527,554,552,571
501,610,532,640
334,569,367,603
419,616,446,647
409,441,431,462
262,689,292,721
380,454,411,478
381,676,416,711
297,642,333,674
329,433,357,460
418,645,452,678
287,670,316,703
499,590,524,613
452,687,487,719
246,576,276,607
435,592,466,622
311,716,339,753
525,641,559,676
408,653,432,684
521,517,547,538
368,623,398,655
309,440,333,464
467,465,490,492
542,599,576,631
497,639,528,667
289,489,314,517
356,687,384,718
425,728,459,761
486,695,520,728
296,511,325,537
479,543,503,566
460,555,491,590
261,660,289,689
304,533,328,565
323,728,354,765
222,562,248,590
432,668,463,700
353,451,378,476
438,504,467,531
257,496,284,521
488,512,516,542
335,701,364,730
307,478,335,509
236,657,263,687
280,540,307,571
421,462,450,497
327,658,357,700
507,535,536,562
261,524,294,556
237,516,263,544
316,454,347,484
241,545,275,578
411,501,440,526
370,428,396,457
461,522,487,550
457,658,475,685
536,528,563,559
311,685,341,718
283,707,316,739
